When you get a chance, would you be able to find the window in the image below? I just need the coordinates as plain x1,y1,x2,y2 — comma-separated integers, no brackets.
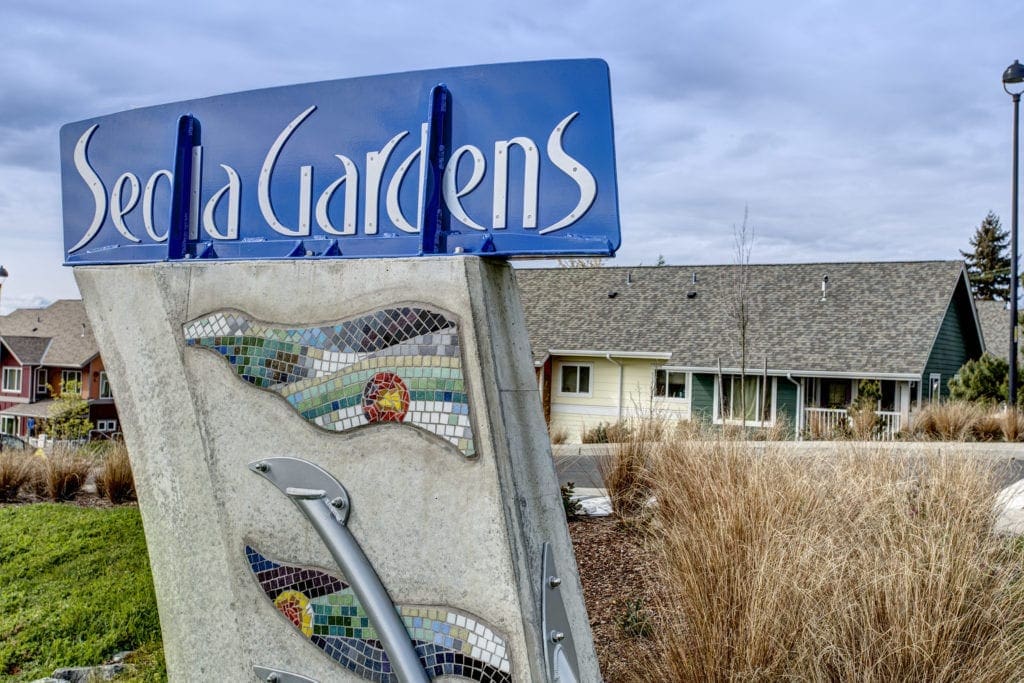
99,372,113,399
2,367,22,393
0,416,17,435
96,419,118,432
654,369,687,399
61,370,82,394
929,373,941,402
718,374,774,423
558,363,592,395
36,368,48,396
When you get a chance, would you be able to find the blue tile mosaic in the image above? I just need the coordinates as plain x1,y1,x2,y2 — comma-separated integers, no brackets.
183,307,475,457
246,546,511,682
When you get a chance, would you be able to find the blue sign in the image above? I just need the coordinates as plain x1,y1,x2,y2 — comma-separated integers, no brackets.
60,60,620,264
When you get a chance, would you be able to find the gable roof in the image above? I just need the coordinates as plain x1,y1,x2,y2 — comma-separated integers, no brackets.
0,336,52,365
515,261,981,377
0,299,97,367
974,299,1015,362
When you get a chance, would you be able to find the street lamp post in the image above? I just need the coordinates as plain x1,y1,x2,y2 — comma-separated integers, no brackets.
0,266,8,312
1004,60,1024,408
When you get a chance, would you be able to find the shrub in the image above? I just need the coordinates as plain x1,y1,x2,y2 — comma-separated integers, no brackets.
560,482,582,520
948,353,1014,404
41,446,93,501
550,427,569,445
635,441,1024,681
617,598,653,638
95,442,136,504
0,452,37,501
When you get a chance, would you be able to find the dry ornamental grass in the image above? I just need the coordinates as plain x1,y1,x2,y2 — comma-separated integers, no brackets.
619,438,1024,682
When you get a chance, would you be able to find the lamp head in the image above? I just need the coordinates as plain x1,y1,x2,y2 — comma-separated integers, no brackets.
1004,60,1024,96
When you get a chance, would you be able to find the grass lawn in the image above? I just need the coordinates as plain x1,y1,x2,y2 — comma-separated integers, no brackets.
0,504,166,682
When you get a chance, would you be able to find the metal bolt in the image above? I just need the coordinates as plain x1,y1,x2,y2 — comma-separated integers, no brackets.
548,576,562,589
330,496,346,509
550,631,565,643
305,250,314,256
454,246,465,254
266,674,279,682
255,462,269,473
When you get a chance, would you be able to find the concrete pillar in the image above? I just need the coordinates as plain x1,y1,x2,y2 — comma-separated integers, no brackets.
75,257,597,682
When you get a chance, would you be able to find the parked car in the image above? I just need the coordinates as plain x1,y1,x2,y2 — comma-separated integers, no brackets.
0,434,28,452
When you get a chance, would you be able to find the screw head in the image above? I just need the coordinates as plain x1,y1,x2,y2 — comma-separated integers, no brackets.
255,462,269,473
454,246,465,254
267,674,280,682
550,630,565,643
330,496,346,509
548,576,562,589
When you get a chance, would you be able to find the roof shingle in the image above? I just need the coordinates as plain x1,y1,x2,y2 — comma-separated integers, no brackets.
515,261,976,376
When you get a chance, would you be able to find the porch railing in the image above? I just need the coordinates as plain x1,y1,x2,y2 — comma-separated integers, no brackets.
804,407,902,441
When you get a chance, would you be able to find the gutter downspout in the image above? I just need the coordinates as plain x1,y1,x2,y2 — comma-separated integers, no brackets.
785,373,802,441
606,354,624,422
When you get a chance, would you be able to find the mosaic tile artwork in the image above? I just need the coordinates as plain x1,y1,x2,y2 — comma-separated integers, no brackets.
183,307,475,457
246,546,512,682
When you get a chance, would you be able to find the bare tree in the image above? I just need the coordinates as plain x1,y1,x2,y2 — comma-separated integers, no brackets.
728,208,755,427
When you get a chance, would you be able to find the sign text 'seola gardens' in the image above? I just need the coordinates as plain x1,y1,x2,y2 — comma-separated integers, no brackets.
60,60,620,264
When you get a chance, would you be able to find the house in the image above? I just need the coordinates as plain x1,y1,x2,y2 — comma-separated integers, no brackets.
516,261,984,441
0,299,119,442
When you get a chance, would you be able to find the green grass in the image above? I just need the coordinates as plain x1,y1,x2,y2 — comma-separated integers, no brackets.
0,504,166,681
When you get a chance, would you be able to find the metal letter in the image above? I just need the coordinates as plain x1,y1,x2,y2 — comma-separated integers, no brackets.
363,131,408,235
111,172,142,243
142,170,172,242
203,164,240,240
315,155,359,235
539,112,596,235
442,145,488,231
67,124,106,253
493,137,539,229
258,106,317,237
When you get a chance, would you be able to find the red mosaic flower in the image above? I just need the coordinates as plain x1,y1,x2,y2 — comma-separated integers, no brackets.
362,371,410,422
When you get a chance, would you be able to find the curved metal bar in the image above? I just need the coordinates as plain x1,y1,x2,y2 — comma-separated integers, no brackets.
250,457,428,683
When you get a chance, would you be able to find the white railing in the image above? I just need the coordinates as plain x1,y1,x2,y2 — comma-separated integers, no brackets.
804,407,902,441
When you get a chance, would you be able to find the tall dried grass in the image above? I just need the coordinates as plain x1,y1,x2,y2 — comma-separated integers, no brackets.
599,418,659,520
631,439,1024,682
40,445,92,501
0,452,38,501
95,441,136,504
910,402,1024,442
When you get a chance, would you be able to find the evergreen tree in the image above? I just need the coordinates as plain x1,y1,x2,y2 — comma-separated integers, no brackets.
961,212,1010,301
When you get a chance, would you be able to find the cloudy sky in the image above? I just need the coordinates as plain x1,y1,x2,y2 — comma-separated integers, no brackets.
1,0,1022,311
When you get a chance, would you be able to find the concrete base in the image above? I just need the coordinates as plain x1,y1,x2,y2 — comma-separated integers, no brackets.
76,257,597,682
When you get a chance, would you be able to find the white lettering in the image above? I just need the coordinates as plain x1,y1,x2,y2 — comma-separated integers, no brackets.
143,170,172,242
258,105,317,237
364,132,407,235
202,164,240,239
493,137,538,229
316,155,359,235
110,173,141,243
539,112,596,234
67,125,106,253
442,145,488,231
386,123,429,234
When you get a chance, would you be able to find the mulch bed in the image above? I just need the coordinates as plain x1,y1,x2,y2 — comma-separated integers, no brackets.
569,517,663,682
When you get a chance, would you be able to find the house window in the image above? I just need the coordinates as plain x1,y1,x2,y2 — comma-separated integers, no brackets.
36,368,48,396
929,373,941,402
96,419,118,432
61,370,82,394
654,369,687,399
2,367,22,393
0,416,18,435
99,372,113,399
718,374,774,423
558,363,592,396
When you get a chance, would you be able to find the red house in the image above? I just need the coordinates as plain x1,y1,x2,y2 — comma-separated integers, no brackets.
0,300,119,442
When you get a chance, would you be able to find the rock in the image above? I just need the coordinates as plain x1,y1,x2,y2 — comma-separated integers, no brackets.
51,664,126,682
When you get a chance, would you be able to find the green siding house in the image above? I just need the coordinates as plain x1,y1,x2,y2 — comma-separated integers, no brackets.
516,261,984,441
